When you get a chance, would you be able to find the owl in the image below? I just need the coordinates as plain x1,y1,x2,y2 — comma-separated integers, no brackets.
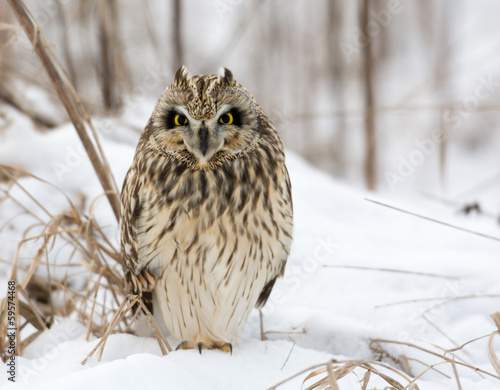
120,66,293,353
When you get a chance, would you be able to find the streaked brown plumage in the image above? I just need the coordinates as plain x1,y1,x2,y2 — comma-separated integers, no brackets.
120,66,293,352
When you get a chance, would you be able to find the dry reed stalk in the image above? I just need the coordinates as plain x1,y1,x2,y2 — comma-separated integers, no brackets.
488,312,500,377
451,360,463,390
6,0,121,221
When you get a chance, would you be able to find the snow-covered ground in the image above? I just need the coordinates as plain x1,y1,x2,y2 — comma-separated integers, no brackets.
1,101,500,389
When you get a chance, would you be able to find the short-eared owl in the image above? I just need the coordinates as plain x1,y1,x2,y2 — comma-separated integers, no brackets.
120,66,293,352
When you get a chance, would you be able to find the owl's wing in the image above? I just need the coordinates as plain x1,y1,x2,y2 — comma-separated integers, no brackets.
255,273,282,308
255,165,293,308
120,167,156,313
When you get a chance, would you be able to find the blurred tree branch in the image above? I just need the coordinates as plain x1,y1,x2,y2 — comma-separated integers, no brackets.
361,0,376,190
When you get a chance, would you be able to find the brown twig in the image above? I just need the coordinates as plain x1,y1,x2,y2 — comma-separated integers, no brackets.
0,84,58,128
323,264,458,280
280,337,295,370
365,198,500,242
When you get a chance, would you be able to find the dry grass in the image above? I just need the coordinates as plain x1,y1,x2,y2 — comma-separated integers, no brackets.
0,163,170,362
267,358,417,390
267,322,500,389
0,164,123,361
0,0,165,364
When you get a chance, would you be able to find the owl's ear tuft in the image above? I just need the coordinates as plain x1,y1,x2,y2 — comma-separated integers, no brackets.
173,65,190,87
218,67,234,86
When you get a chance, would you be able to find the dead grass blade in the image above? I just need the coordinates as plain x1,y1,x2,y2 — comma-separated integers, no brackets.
487,312,500,377
280,336,295,370
491,312,500,331
323,264,458,280
360,369,370,390
451,360,463,390
488,331,500,377
17,286,47,331
365,198,500,242
270,358,411,390
81,294,172,365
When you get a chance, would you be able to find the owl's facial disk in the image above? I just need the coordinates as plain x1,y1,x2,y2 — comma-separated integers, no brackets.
159,104,249,165
173,108,225,164
152,67,260,167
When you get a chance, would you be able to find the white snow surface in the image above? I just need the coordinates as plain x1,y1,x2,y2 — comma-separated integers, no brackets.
0,104,500,389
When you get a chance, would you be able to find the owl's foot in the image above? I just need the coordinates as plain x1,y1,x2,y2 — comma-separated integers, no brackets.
127,268,157,295
176,340,233,354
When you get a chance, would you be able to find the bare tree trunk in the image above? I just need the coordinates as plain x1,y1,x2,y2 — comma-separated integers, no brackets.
172,0,184,70
361,0,376,190
0,1,11,50
0,1,11,95
327,0,347,176
433,4,450,194
98,0,119,110
58,1,78,90
439,108,447,193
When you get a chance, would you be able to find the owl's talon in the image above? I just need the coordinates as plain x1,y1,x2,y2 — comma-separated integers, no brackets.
219,342,233,354
144,270,156,286
175,340,232,354
138,272,146,287
176,341,190,351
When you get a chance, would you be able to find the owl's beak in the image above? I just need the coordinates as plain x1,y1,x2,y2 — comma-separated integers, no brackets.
183,120,223,164
199,125,208,156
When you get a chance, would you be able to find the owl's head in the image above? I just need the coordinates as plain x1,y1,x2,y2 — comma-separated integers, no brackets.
148,66,262,168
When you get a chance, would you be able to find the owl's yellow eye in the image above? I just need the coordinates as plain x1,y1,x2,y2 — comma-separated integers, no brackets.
174,114,188,126
219,112,233,125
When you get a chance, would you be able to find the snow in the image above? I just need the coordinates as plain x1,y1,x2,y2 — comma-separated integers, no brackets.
1,100,500,389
